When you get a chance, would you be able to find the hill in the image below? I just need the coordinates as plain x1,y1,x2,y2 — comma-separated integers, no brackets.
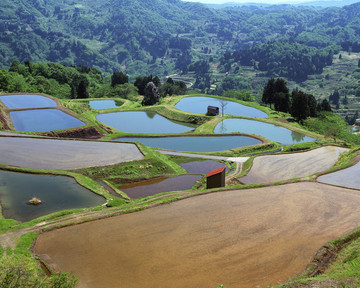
2,0,360,77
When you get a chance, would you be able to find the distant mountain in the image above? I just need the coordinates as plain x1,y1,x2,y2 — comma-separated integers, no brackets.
2,0,360,77
205,0,360,9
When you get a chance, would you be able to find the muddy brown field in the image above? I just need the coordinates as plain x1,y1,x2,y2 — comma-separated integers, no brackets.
34,182,360,288
240,146,348,184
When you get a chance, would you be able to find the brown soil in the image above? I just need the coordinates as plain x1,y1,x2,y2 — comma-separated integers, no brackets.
41,126,103,139
33,182,360,288
0,109,10,130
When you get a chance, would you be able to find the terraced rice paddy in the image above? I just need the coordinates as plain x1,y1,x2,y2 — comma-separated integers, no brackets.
239,146,348,184
34,182,360,288
318,160,360,190
0,137,144,170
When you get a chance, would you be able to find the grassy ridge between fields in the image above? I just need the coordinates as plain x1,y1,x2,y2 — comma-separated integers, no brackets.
1,93,360,288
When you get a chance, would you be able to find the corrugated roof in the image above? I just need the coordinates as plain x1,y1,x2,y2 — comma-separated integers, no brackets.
206,166,226,178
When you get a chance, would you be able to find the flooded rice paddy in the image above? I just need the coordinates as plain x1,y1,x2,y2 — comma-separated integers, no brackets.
10,109,85,132
115,135,261,152
317,160,360,190
180,160,228,174
120,175,202,199
34,182,360,288
214,118,317,145
0,94,56,109
97,111,196,134
0,137,144,170
174,96,268,118
89,100,122,110
240,146,348,184
0,170,104,222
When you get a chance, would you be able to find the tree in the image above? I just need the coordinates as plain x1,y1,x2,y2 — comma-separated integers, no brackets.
142,82,160,106
219,99,228,117
77,79,89,99
111,71,128,87
320,99,332,112
262,78,275,107
291,91,310,122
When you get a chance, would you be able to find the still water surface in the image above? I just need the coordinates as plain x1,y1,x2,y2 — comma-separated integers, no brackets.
116,135,261,152
0,170,104,222
10,109,85,132
318,161,360,190
89,100,121,110
214,118,317,145
175,96,268,117
120,175,202,199
0,94,57,109
97,111,196,134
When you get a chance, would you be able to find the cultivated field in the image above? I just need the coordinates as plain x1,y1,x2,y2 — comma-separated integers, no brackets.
0,136,144,170
239,146,348,184
34,182,360,288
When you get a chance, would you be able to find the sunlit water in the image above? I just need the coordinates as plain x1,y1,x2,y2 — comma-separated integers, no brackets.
0,94,57,109
214,118,317,145
116,135,261,152
174,96,268,117
97,111,196,134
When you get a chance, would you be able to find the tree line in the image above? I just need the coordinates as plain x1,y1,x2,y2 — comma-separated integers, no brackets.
262,78,332,122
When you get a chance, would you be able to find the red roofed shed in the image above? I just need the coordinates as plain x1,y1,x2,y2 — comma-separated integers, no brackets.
206,166,226,189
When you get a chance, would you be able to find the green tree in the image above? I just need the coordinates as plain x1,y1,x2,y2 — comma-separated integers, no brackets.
142,82,160,106
291,91,310,122
111,71,128,87
77,79,89,99
262,78,275,108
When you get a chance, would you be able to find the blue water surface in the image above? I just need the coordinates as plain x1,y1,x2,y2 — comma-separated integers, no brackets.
175,96,268,118
0,94,56,109
214,119,317,145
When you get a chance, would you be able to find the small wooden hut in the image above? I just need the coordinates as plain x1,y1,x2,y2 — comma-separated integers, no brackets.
206,166,226,189
207,106,219,116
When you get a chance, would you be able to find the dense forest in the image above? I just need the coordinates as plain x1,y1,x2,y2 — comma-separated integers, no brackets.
2,0,360,77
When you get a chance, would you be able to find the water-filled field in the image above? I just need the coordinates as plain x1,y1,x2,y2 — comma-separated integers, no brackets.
0,170,104,222
116,135,261,152
214,118,317,145
0,94,56,109
239,146,348,184
318,161,360,190
97,111,196,133
0,137,144,170
120,175,202,199
10,109,85,132
89,100,121,110
34,182,360,288
180,160,228,174
174,96,268,118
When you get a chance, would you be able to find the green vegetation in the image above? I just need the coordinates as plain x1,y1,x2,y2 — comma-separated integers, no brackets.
0,233,78,287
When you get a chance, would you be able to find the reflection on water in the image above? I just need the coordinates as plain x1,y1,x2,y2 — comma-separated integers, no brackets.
89,100,121,110
214,119,317,145
145,111,156,119
0,94,56,109
97,111,196,134
116,135,261,152
10,109,85,132
291,131,305,143
175,96,268,118
180,160,229,174
120,175,202,199
0,170,104,222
